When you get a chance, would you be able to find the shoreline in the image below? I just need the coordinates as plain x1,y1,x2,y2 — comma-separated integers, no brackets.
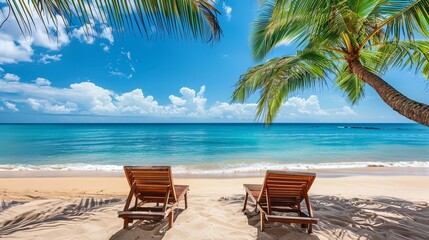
1,175,429,201
0,166,428,178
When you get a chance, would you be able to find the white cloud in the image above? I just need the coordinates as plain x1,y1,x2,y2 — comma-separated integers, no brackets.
109,50,135,78
169,86,207,115
39,54,62,64
110,71,133,79
335,106,357,116
207,102,256,120
3,73,20,81
115,89,162,115
121,51,132,60
100,25,114,44
222,2,232,21
282,95,328,116
72,23,114,45
72,24,96,44
0,3,114,65
0,79,358,121
101,43,110,52
169,95,187,106
34,77,51,86
4,101,19,112
27,98,77,114
0,34,33,64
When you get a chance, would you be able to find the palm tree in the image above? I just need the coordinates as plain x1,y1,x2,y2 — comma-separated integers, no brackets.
233,0,429,126
1,0,221,43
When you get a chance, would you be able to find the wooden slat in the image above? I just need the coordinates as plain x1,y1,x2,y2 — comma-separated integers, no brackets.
244,171,317,234
119,166,190,230
266,215,318,224
118,210,169,218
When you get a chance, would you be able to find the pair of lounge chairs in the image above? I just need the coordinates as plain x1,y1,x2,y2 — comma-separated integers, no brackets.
118,166,318,233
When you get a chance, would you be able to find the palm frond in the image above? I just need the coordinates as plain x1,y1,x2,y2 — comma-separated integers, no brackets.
233,50,334,124
335,64,366,104
250,0,307,61
360,0,429,49
251,0,362,60
3,0,222,43
368,40,429,75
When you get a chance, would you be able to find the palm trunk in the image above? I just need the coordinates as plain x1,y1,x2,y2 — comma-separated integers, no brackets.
348,59,429,126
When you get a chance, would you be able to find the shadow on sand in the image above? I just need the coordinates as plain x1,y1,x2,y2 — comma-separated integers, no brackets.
109,208,185,240
222,194,429,240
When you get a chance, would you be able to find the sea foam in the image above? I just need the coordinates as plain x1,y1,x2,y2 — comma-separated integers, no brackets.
0,161,428,174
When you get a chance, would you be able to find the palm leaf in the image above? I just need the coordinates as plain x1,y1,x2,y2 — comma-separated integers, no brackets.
360,0,429,49
366,40,429,76
233,50,334,123
335,64,366,104
3,0,222,43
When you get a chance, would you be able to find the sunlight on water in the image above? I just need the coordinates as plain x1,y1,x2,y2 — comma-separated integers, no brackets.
0,123,428,173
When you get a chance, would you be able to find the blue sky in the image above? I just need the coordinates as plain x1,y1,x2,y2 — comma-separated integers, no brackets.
0,1,428,123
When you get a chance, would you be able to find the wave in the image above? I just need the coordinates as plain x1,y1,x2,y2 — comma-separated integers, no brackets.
0,161,428,174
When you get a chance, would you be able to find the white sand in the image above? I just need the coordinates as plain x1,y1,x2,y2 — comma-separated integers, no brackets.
0,175,428,239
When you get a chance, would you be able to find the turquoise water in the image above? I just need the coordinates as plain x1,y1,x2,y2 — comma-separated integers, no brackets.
0,123,428,173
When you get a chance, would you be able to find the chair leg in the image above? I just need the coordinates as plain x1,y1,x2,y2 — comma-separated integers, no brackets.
242,192,248,211
184,193,188,209
307,223,312,234
168,211,174,229
123,219,129,229
260,212,265,232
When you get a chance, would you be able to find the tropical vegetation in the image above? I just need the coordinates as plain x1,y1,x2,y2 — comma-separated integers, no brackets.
1,0,221,43
233,0,429,126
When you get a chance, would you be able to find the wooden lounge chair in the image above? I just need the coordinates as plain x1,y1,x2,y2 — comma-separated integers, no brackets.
118,166,189,229
243,170,318,233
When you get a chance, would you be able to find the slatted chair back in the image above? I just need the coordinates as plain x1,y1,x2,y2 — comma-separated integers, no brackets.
124,166,178,207
257,171,316,214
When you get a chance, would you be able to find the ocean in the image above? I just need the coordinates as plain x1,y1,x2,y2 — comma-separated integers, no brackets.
0,123,428,174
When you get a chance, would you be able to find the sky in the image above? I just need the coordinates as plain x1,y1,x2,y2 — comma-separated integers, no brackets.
0,1,428,123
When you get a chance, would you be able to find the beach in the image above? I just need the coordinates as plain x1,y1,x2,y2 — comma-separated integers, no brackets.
2,0,429,239
0,124,428,239
1,168,428,240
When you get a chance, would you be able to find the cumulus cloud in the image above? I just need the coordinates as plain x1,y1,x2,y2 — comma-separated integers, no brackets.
34,77,51,86
3,73,20,81
169,86,207,115
39,54,62,64
0,78,358,121
27,98,77,114
0,34,33,64
222,2,232,21
335,106,357,116
282,95,328,116
4,101,19,112
115,89,162,115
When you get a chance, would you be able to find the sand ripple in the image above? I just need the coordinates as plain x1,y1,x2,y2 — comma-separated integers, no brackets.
0,196,428,240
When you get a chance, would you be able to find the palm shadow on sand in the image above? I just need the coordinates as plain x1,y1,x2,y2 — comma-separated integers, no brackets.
222,194,429,240
109,208,185,240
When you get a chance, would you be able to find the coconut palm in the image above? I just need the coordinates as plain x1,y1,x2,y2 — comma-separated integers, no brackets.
1,0,221,42
233,0,429,126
